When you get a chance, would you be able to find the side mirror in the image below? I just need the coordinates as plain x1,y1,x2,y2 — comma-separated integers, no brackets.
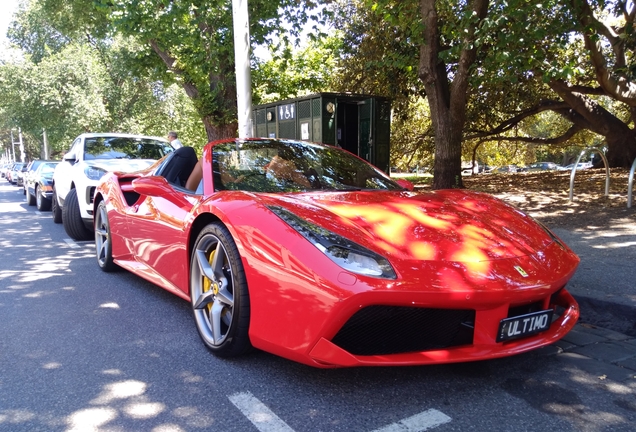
395,179,415,191
63,152,77,163
131,176,173,197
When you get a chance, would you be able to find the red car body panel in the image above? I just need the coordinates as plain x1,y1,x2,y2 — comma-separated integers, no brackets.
94,140,580,368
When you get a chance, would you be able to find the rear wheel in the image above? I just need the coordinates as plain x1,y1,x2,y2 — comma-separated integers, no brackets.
94,201,117,272
36,186,51,211
62,188,92,241
190,223,251,357
51,189,62,223
26,189,36,206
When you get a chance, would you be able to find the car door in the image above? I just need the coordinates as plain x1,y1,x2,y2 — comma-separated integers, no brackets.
127,178,199,295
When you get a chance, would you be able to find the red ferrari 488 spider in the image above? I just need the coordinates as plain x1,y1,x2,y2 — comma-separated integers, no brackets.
93,138,579,368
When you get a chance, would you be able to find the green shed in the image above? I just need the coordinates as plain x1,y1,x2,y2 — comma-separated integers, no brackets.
253,93,391,173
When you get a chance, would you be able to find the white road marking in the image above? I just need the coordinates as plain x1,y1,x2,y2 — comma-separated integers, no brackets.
64,239,80,249
229,391,452,432
371,409,452,432
229,392,295,432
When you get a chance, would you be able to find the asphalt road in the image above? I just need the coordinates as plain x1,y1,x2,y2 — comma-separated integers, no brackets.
552,223,636,336
1,177,635,432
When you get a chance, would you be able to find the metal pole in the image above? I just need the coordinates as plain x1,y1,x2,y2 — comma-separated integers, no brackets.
43,128,49,159
232,0,254,138
18,128,25,162
568,147,610,202
10,130,16,162
628,157,636,208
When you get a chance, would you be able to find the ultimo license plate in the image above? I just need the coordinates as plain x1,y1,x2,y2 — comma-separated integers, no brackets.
496,309,553,343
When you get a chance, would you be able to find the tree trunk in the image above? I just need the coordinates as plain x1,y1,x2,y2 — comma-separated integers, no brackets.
431,109,464,189
605,130,636,168
202,118,238,142
419,0,488,189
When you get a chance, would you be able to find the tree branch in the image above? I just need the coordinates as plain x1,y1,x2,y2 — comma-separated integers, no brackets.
480,125,583,145
466,100,571,139
149,39,199,99
549,78,632,135
572,0,636,103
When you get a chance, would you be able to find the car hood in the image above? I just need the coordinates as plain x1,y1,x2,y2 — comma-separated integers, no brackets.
87,159,156,173
262,189,556,263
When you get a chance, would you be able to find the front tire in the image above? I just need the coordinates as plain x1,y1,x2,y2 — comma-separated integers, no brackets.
51,188,62,223
190,223,251,357
26,189,36,206
94,201,117,272
62,188,92,241
36,186,51,211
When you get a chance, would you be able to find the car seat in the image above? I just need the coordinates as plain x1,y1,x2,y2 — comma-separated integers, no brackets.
157,146,198,188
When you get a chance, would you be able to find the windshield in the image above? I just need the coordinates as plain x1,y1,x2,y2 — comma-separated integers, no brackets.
84,137,173,160
212,139,402,193
39,162,59,176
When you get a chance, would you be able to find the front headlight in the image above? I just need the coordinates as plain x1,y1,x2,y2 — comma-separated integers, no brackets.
85,166,107,180
268,205,396,279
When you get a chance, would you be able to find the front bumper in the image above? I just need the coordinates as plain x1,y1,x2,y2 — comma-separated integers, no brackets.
307,288,578,367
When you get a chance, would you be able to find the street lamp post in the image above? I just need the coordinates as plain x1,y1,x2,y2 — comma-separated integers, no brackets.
10,130,16,162
232,0,254,139
43,128,49,159
18,128,25,162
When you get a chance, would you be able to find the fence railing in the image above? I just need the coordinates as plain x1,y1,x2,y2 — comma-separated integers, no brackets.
569,147,609,202
628,157,636,209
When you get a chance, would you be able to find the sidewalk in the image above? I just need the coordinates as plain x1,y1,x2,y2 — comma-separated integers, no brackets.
541,323,636,382
544,222,636,382
553,223,636,337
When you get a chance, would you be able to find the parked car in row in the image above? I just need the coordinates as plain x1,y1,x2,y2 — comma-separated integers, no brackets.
22,160,50,196
0,163,12,178
25,161,60,210
52,133,175,241
527,162,559,172
558,162,593,171
7,162,25,185
494,164,521,173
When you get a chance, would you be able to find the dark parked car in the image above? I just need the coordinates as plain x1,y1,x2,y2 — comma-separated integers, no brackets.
22,160,49,196
26,161,60,210
527,162,558,172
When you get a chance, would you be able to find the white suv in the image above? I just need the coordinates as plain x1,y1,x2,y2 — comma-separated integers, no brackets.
52,133,175,240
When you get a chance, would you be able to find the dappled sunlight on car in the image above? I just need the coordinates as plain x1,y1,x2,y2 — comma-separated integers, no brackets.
327,193,532,264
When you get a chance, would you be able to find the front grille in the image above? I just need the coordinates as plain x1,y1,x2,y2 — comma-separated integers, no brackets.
331,306,475,356
508,301,543,318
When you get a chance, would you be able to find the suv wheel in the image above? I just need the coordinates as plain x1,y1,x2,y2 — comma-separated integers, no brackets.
62,188,93,241
52,189,62,223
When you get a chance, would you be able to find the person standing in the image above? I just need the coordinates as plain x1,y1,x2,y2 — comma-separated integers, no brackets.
167,131,183,149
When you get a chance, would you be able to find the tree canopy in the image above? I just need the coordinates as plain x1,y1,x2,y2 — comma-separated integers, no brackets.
3,0,636,188
325,0,636,186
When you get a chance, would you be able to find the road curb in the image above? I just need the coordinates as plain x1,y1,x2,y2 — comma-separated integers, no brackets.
574,294,636,337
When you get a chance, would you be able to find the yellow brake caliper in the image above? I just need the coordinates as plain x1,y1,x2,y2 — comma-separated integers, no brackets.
203,249,217,313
